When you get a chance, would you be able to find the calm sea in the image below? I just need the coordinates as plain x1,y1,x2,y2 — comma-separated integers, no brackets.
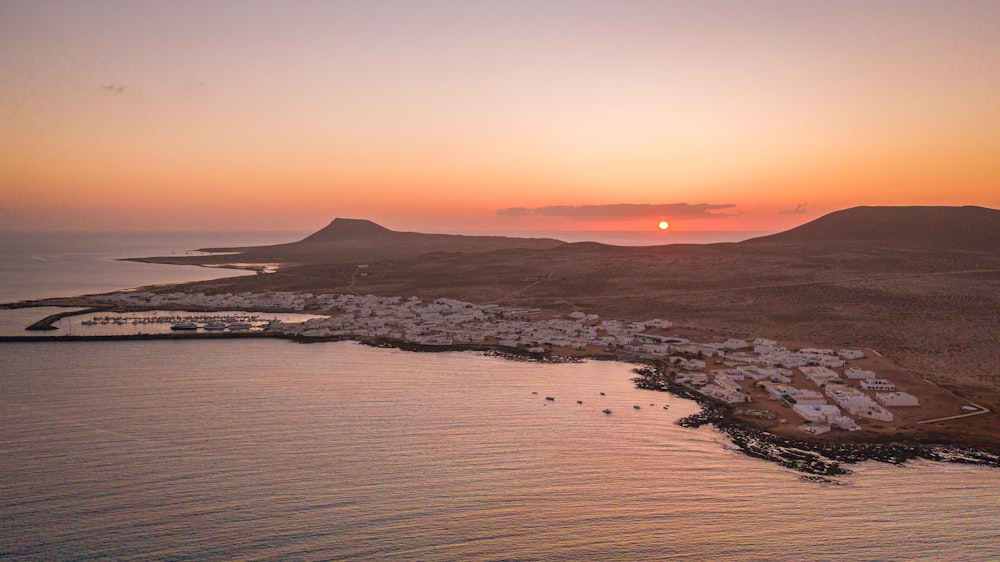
0,231,306,303
2,232,998,560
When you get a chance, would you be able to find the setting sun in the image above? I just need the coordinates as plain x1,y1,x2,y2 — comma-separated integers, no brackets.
658,221,670,230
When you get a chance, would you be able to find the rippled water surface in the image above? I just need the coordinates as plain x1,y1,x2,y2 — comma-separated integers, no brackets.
3,340,998,560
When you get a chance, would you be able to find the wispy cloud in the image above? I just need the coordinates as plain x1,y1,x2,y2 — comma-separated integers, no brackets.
778,203,808,215
496,203,735,220
101,84,129,94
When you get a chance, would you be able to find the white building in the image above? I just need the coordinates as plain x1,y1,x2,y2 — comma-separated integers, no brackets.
815,357,846,369
800,366,841,387
793,404,842,423
829,415,860,431
702,384,748,404
848,402,894,422
838,349,865,360
860,378,896,391
790,389,827,405
760,382,827,405
826,387,872,409
876,392,919,407
845,367,876,380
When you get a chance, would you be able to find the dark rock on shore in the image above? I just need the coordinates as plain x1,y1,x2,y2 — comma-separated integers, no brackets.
632,364,1000,476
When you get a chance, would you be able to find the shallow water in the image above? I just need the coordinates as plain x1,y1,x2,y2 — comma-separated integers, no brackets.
2,340,998,560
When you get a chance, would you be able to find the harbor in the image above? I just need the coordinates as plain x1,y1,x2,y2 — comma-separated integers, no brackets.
81,312,269,332
3,307,325,337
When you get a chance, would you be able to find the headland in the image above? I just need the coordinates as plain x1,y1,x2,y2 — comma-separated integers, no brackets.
5,205,1000,474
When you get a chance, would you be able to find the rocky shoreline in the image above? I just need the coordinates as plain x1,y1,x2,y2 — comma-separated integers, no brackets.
631,364,1000,477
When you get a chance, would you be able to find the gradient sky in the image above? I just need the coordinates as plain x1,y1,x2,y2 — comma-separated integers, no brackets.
2,0,999,233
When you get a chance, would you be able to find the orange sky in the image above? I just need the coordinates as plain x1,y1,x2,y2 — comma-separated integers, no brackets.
2,1,998,234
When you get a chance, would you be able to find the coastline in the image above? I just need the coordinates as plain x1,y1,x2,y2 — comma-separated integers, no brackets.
3,308,998,477
632,365,1000,477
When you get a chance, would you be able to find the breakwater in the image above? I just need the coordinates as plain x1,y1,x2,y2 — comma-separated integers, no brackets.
25,307,111,331
0,331,278,343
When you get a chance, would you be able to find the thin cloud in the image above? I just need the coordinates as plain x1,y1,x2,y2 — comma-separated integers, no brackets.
496,203,735,220
495,207,534,218
778,203,809,215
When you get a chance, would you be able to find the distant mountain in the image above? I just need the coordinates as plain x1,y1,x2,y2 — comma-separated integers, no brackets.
299,218,395,242
218,218,566,264
743,206,1000,252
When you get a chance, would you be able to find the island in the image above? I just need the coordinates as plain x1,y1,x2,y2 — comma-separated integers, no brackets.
6,205,1000,475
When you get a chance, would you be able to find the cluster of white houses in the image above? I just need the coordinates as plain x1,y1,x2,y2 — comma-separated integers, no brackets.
91,290,921,434
94,290,315,312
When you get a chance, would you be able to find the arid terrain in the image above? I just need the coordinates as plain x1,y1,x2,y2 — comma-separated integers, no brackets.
109,206,1000,443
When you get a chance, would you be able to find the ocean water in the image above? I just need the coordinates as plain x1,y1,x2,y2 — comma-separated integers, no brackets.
0,231,305,303
1,232,999,560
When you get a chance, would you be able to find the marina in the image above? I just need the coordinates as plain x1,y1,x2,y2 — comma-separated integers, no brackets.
81,313,270,332
2,308,327,337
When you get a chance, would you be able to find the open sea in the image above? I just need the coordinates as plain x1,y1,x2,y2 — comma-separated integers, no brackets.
2,232,999,560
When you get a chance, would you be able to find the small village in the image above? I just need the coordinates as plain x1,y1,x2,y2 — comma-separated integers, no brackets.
86,288,935,437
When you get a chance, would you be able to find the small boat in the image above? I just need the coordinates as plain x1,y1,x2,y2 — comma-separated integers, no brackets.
633,405,641,410
532,391,538,395
576,400,583,405
603,408,612,415
545,396,555,401
663,405,670,410
170,323,197,331
599,392,605,396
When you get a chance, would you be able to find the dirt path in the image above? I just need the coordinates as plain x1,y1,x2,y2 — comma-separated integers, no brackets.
495,271,555,303
917,403,991,424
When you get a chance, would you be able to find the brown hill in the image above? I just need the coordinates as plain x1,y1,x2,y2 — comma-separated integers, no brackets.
298,218,395,241
199,218,567,264
743,205,1000,252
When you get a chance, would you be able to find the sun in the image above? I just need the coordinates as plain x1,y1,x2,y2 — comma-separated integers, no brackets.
658,220,670,230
